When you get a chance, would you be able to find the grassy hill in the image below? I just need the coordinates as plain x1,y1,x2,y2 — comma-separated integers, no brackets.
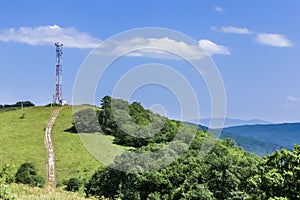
51,106,101,184
0,106,56,179
0,106,102,186
2,97,298,199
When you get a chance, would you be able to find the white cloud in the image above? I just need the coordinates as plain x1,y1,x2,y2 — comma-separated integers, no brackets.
94,37,230,60
0,25,231,59
199,40,230,56
214,6,224,12
0,25,100,48
221,26,251,34
287,96,300,102
255,33,292,47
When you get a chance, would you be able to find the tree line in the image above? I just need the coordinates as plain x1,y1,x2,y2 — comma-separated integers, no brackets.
0,101,34,108
70,96,300,199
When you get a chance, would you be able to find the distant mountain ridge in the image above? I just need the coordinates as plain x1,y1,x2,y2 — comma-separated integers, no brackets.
196,121,300,156
194,123,283,156
223,122,300,151
199,118,270,128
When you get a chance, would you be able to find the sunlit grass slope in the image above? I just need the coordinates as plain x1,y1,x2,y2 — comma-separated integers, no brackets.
0,106,56,179
51,106,101,184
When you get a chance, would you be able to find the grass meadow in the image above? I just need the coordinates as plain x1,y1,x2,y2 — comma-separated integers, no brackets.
0,106,56,178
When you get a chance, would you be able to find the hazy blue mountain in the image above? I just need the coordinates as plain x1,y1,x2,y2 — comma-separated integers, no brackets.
219,131,283,156
200,118,270,128
195,124,283,156
223,123,300,150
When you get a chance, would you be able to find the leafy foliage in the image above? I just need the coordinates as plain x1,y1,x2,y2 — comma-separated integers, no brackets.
0,165,15,200
65,177,82,192
86,139,261,199
97,96,180,148
2,101,35,108
85,96,263,199
72,96,300,199
0,164,15,184
248,145,300,199
15,163,45,187
73,108,100,133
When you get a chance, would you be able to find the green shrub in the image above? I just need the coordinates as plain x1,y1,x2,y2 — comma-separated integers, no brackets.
73,108,100,133
0,164,15,183
15,162,45,187
0,164,15,200
65,177,81,192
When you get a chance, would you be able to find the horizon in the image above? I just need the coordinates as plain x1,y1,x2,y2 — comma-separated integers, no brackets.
3,101,300,125
1,1,300,123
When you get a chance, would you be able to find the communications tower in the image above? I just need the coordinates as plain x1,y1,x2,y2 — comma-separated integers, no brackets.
55,42,63,104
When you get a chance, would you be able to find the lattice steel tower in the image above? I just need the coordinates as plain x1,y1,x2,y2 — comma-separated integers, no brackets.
55,42,63,104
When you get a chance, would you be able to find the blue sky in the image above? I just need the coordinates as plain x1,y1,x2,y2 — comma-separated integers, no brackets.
0,1,300,123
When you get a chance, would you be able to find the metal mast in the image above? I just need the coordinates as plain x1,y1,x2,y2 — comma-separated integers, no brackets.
55,42,63,104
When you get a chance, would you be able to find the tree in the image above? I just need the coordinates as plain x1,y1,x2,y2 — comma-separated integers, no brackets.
15,163,45,187
248,145,300,199
15,101,35,107
100,95,112,109
86,96,262,199
73,108,100,133
3,101,34,108
86,134,260,199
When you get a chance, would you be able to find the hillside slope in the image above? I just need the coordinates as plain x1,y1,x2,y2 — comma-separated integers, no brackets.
83,96,263,199
0,106,101,185
51,106,101,184
0,107,56,179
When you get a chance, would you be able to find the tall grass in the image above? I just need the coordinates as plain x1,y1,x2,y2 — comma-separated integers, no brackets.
9,183,99,200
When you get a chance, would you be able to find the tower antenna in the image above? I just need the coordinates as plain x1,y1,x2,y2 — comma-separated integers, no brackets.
55,42,63,104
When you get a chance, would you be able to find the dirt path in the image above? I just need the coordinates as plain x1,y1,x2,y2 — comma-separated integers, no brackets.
45,107,62,191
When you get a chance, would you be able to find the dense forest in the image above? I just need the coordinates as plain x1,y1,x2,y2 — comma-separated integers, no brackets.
72,96,300,200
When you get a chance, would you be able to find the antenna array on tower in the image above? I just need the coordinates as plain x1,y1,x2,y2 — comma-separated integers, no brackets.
55,42,63,104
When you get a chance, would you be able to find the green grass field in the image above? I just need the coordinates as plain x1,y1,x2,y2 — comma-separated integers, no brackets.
0,106,103,184
0,105,130,198
0,106,56,179
51,106,101,184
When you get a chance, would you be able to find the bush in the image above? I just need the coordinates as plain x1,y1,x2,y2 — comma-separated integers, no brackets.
15,163,45,187
0,165,15,200
0,164,15,184
73,108,100,133
65,177,81,192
